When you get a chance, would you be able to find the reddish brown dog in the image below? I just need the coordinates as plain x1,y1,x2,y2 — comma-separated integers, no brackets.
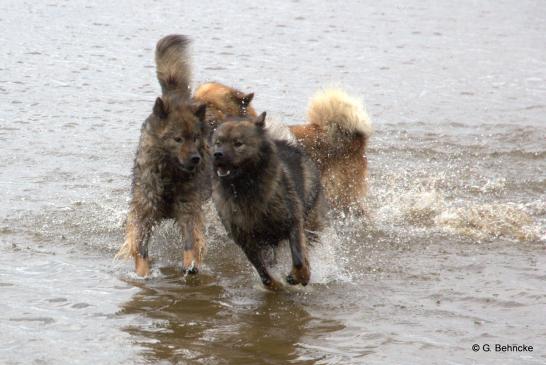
194,83,373,215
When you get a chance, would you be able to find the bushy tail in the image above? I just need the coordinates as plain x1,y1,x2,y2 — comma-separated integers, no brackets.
306,88,372,146
155,34,191,98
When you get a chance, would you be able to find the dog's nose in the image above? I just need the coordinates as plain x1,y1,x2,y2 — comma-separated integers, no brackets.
190,155,201,165
214,151,224,159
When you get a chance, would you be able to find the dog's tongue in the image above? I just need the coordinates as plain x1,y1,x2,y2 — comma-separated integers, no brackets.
216,166,231,177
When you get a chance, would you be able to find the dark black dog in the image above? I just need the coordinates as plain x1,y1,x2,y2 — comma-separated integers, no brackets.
211,112,326,290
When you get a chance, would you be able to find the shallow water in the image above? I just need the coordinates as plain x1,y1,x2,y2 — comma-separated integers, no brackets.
1,0,545,364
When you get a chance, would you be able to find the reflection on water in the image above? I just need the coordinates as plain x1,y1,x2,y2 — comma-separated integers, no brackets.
120,268,342,364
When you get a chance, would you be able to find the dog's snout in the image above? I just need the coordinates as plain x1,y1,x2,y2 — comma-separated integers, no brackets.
214,150,224,160
190,155,201,165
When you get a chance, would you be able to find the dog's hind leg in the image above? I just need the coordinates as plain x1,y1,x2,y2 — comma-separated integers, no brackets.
286,222,311,286
242,246,283,291
177,209,206,274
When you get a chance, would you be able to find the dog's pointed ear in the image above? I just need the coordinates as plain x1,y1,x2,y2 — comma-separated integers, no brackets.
254,112,266,128
232,91,254,106
153,97,168,119
241,92,254,106
193,103,207,122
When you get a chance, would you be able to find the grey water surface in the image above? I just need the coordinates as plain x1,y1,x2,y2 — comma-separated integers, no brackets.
1,1,545,364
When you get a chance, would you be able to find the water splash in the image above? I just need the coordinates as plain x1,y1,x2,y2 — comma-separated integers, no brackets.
436,202,541,242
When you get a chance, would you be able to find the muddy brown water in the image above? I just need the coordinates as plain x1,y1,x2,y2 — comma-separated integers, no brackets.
1,1,545,364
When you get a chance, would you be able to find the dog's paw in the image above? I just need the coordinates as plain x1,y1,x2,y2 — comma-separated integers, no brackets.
181,259,199,275
186,266,199,275
262,277,283,291
182,251,200,275
182,265,199,275
135,255,151,277
285,273,299,285
288,265,310,286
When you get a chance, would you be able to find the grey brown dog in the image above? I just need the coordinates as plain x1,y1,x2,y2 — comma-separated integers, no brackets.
211,112,326,290
115,35,209,276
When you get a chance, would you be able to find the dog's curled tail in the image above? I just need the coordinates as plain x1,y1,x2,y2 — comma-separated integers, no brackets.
155,34,192,98
307,88,372,148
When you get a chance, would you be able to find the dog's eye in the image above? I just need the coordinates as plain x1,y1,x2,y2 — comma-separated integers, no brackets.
174,137,183,143
234,141,243,148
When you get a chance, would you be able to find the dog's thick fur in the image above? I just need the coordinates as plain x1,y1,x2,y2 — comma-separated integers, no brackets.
291,88,372,215
211,112,326,290
194,82,257,134
194,83,372,215
116,35,209,276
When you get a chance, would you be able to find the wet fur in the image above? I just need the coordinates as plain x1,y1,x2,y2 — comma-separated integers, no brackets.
116,35,209,276
211,114,326,290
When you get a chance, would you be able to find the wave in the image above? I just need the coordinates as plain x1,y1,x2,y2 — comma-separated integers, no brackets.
435,203,541,242
369,180,543,243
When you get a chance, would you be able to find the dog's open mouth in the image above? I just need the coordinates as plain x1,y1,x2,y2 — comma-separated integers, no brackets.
216,166,231,177
180,165,196,173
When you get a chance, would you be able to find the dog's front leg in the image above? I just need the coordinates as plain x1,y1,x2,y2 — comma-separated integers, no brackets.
125,210,155,277
177,210,205,274
286,222,310,286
